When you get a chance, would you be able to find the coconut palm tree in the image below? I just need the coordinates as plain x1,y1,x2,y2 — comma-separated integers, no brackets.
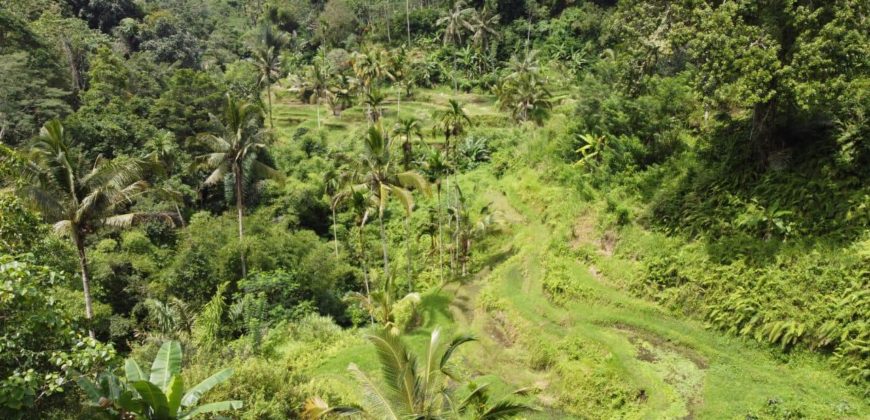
393,117,424,169
468,6,500,50
496,51,553,124
438,0,473,46
358,126,430,290
2,120,172,337
253,46,282,129
197,95,282,279
433,99,472,157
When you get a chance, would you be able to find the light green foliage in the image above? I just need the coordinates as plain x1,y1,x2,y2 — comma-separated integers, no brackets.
0,256,116,417
77,340,241,419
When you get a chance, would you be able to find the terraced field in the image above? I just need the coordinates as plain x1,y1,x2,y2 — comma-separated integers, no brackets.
271,88,868,419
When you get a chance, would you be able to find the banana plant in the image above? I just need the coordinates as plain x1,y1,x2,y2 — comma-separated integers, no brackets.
76,341,242,419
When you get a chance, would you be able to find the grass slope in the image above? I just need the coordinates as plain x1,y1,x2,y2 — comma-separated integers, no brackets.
270,87,868,419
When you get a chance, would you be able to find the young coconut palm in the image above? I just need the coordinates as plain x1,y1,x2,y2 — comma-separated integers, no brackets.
197,95,282,278
2,120,174,337
303,329,532,419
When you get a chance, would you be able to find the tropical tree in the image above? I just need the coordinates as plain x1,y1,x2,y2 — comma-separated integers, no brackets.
345,276,420,333
325,72,354,117
76,341,242,419
393,117,424,169
333,184,377,317
420,147,452,284
449,186,499,276
358,126,431,289
303,328,532,419
433,99,472,156
438,0,473,46
468,6,499,50
306,49,332,129
253,46,282,129
362,89,387,123
1,120,171,337
197,95,282,278
496,51,553,124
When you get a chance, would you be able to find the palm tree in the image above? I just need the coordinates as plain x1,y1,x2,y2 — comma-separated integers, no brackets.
197,95,282,279
438,0,473,46
335,185,377,318
421,148,452,284
2,120,172,337
353,327,474,418
393,117,424,169
362,88,387,123
345,276,420,333
322,328,532,419
358,126,430,290
496,51,553,124
468,6,499,50
253,46,282,128
305,51,331,130
325,73,354,117
433,99,472,157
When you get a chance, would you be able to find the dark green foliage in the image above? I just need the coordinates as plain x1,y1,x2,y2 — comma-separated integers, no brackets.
150,69,223,140
69,0,143,32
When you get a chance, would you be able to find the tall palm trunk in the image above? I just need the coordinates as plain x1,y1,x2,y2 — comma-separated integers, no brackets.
378,212,390,279
332,205,339,256
405,0,411,45
405,217,413,293
234,164,247,278
359,212,374,323
267,83,274,129
437,184,444,284
316,96,321,130
73,229,95,339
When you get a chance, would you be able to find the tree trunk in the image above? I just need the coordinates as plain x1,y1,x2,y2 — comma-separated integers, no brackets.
359,214,374,324
378,212,390,279
234,165,247,278
405,0,411,45
73,230,95,339
332,205,339,257
405,217,413,293
316,96,321,130
437,185,444,284
403,139,412,170
267,83,274,129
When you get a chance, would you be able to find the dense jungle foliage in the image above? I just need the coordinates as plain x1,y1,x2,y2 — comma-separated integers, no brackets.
0,0,868,418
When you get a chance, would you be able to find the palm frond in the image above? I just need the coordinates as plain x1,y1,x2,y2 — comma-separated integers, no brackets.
348,363,401,420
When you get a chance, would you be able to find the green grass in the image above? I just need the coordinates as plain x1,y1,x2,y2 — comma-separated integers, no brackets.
268,87,868,419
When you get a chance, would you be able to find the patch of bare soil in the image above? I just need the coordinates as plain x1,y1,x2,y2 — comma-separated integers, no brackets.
486,311,518,348
599,230,618,256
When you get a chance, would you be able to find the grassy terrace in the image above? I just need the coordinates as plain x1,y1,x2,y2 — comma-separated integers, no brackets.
266,88,869,419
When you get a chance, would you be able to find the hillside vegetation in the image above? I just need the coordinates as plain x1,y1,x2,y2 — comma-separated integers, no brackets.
0,0,867,419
